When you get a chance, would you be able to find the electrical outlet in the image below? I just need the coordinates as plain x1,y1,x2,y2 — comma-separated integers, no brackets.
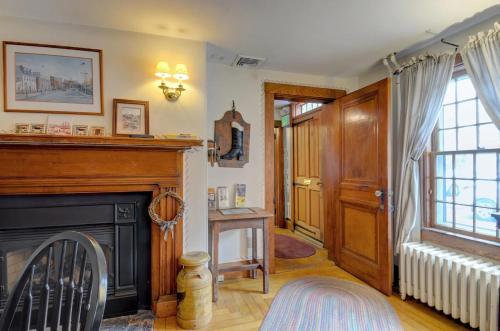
217,274,224,282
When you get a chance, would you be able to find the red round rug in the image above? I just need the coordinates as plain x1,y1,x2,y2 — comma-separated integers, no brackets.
275,234,316,259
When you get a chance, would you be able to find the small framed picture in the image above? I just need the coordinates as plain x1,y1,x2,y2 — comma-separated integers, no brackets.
217,186,229,209
30,123,46,134
113,99,149,137
72,125,89,136
15,123,30,134
90,126,105,136
47,115,72,135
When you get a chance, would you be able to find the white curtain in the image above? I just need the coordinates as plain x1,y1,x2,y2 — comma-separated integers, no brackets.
389,53,456,253
461,21,500,129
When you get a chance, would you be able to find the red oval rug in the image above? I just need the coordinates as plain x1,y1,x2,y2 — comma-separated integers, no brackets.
275,234,316,259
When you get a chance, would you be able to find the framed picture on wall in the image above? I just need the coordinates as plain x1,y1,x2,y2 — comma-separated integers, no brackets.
112,99,149,137
3,41,103,115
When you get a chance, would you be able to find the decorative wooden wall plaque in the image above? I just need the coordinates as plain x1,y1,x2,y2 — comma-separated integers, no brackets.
214,103,250,168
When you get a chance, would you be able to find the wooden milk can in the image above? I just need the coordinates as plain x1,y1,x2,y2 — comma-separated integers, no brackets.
177,251,212,329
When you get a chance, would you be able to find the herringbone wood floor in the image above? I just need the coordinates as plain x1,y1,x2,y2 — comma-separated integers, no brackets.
155,229,468,330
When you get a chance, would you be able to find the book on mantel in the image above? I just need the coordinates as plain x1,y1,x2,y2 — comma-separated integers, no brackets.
160,133,199,140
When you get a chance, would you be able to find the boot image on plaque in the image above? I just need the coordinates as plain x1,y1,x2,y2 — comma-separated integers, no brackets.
221,122,244,160
214,102,250,168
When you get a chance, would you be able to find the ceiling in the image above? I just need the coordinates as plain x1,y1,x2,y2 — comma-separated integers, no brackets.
1,0,499,77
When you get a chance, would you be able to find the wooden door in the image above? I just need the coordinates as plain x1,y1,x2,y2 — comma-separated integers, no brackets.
335,79,392,295
293,115,324,241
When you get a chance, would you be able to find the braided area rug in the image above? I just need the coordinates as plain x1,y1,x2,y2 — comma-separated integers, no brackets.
260,277,402,331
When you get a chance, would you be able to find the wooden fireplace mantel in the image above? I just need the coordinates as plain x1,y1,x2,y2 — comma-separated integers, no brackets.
0,134,203,317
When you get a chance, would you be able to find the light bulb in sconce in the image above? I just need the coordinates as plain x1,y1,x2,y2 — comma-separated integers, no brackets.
155,61,171,79
173,64,189,81
156,62,188,102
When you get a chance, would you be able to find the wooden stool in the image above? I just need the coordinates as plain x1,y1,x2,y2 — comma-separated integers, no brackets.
208,207,273,302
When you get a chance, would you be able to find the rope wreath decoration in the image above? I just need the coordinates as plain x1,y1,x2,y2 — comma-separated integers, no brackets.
148,191,185,241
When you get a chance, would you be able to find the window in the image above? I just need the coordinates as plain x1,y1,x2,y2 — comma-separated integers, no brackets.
430,73,500,240
294,102,322,117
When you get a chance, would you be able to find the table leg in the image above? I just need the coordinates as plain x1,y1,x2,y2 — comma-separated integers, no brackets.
262,219,269,294
208,223,213,273
251,228,257,279
212,223,220,302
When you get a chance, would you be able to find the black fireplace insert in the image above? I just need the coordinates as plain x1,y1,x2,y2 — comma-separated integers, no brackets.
0,192,151,318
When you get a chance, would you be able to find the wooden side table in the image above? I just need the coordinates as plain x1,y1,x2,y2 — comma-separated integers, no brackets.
208,207,273,302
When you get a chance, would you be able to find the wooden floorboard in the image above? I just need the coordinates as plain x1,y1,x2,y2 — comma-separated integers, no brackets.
155,229,469,330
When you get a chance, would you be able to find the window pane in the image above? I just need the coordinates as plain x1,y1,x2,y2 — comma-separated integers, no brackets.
442,129,456,151
436,202,453,228
436,178,446,201
477,102,491,123
443,79,456,104
436,155,444,177
457,126,476,150
445,178,454,203
456,76,476,101
457,100,476,126
476,153,497,179
455,204,473,231
478,123,500,149
435,154,454,178
445,155,453,178
476,180,497,208
455,179,474,205
455,154,473,179
475,208,497,236
442,104,456,129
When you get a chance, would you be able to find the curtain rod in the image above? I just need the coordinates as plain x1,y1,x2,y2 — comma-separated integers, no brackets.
441,38,459,51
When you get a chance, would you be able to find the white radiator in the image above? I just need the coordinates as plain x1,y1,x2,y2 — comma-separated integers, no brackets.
400,242,500,331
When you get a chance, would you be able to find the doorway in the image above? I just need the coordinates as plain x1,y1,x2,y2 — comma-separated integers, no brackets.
274,100,327,243
265,83,346,273
265,80,392,295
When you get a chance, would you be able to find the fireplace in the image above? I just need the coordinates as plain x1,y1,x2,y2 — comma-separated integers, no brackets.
0,134,202,317
0,192,151,318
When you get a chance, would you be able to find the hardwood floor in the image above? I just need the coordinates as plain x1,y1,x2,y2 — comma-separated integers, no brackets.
154,229,468,330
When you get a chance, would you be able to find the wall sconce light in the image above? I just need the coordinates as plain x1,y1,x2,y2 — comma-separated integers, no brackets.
156,62,189,102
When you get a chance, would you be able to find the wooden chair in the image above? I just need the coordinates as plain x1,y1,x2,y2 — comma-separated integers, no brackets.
0,231,108,331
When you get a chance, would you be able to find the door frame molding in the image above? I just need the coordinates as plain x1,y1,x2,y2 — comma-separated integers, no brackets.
274,123,285,228
264,82,346,273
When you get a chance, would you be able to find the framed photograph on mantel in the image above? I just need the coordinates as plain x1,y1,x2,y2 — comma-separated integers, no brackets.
3,41,103,115
113,99,149,137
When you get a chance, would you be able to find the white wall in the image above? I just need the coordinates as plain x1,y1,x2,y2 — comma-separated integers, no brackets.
0,16,208,253
207,62,358,263
358,16,500,87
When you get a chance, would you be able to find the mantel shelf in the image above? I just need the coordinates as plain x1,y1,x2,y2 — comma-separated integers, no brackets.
0,134,203,150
